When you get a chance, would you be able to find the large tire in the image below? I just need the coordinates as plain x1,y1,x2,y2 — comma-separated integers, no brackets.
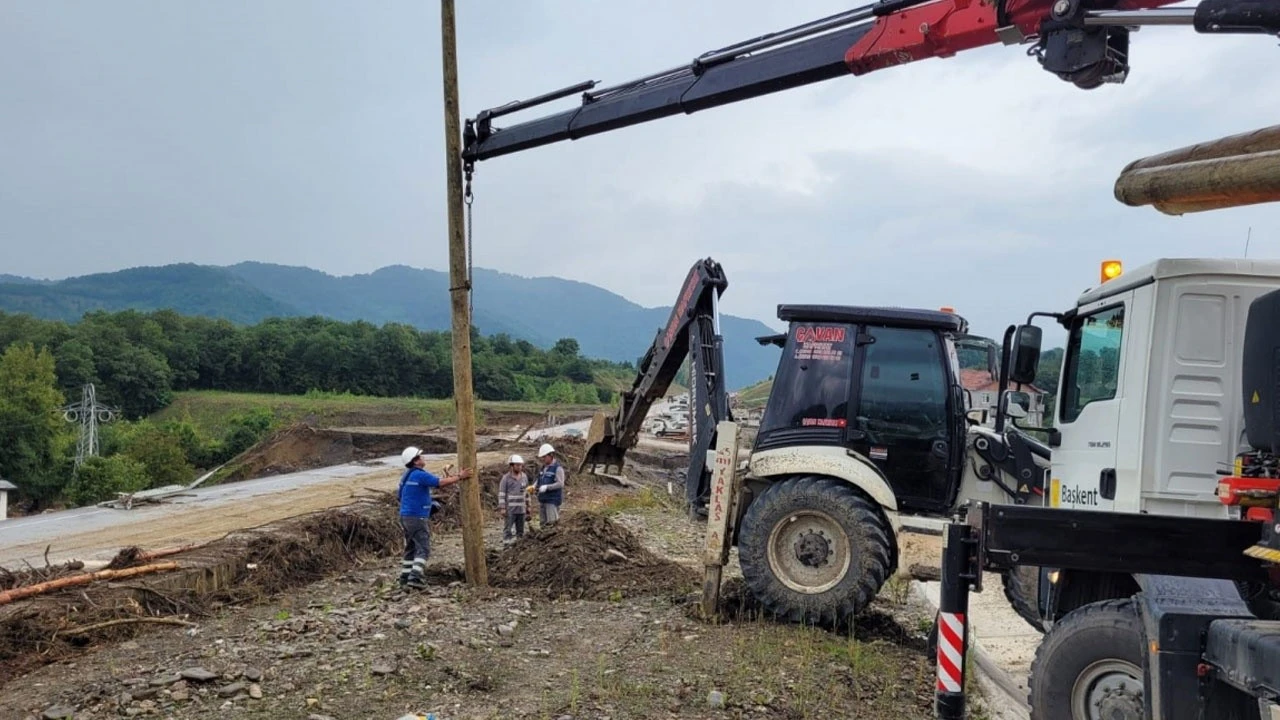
1002,564,1046,633
737,475,893,626
1029,598,1146,720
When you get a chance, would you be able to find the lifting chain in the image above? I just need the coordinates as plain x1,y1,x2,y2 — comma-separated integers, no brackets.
463,159,475,318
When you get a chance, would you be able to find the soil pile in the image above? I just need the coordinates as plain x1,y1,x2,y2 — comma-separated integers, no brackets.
489,511,698,600
221,424,455,483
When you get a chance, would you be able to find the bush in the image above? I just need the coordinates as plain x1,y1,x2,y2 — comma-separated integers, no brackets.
64,455,150,506
222,408,275,457
122,425,195,488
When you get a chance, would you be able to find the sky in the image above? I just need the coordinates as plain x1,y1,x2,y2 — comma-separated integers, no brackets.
2,1,1279,346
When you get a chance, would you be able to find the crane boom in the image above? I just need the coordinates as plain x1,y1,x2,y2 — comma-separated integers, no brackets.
463,0,1280,162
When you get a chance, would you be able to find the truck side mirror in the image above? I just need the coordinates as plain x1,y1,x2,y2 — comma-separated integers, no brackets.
1010,325,1042,385
1003,391,1030,420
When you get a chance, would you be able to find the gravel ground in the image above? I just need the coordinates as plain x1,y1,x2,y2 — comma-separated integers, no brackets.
2,460,973,720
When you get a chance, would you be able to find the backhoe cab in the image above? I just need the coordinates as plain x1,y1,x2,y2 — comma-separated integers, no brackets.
730,305,1048,625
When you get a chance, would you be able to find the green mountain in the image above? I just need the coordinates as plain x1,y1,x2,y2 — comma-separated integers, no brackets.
0,264,296,325
0,274,47,285
0,263,781,389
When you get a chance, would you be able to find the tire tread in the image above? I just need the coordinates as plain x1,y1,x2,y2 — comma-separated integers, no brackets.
738,475,894,626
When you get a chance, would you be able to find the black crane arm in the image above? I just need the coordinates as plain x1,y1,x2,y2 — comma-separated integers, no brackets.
580,258,732,512
462,0,1280,163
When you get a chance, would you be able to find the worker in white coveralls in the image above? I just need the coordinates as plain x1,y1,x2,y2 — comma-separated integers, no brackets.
398,446,471,589
497,454,530,545
532,443,565,528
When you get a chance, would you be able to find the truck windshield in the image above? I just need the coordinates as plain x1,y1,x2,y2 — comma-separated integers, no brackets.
759,323,855,433
1060,305,1125,423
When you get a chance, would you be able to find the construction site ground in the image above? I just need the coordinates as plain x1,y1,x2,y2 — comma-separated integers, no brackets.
0,422,1014,720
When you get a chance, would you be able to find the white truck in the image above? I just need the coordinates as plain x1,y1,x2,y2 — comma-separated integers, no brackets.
1024,258,1280,626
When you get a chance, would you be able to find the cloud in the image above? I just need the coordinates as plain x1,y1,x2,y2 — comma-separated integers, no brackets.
2,1,1279,353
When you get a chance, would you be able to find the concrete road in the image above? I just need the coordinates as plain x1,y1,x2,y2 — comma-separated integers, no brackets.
0,451,484,570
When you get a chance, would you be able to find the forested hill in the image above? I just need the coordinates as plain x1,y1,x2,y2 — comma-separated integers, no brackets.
0,262,780,389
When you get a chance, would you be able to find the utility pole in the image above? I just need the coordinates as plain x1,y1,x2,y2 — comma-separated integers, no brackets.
441,0,487,586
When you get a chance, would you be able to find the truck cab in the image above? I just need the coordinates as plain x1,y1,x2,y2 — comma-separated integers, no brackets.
1019,258,1280,622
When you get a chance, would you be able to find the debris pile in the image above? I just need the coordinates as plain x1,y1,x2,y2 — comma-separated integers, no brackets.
0,501,403,682
489,511,698,600
0,559,86,592
429,463,505,531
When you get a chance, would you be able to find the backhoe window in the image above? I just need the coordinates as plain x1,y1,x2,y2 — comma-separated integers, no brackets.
855,327,949,441
1060,305,1124,423
759,323,854,433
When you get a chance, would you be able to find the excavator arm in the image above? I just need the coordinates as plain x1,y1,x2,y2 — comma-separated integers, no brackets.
463,0,1280,162
580,258,731,513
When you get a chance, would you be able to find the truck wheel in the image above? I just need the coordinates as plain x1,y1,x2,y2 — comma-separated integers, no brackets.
737,475,893,626
1002,565,1046,633
1028,598,1145,720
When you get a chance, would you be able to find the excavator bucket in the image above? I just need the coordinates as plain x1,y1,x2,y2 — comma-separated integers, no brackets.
579,411,628,475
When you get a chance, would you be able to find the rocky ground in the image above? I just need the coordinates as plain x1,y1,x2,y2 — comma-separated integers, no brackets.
0,450,976,720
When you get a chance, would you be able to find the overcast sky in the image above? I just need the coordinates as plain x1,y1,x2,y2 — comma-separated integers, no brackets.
3,1,1279,345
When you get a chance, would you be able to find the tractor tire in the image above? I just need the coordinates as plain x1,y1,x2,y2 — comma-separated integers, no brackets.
1002,565,1046,633
737,475,893,626
1028,598,1146,720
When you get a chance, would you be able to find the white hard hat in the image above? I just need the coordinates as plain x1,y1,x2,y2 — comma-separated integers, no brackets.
537,443,555,458
401,446,422,466
508,454,524,465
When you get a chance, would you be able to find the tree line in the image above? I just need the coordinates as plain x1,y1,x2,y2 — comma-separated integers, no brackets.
0,309,632,420
0,340,277,510
0,309,634,511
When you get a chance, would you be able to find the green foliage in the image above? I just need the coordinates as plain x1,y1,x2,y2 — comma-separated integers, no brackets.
221,408,276,458
119,424,195,488
0,343,66,507
64,455,150,506
0,309,631,417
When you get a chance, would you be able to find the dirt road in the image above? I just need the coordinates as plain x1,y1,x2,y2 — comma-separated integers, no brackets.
0,451,511,570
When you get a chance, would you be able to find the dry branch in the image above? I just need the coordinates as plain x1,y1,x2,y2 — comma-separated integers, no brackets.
136,545,200,562
0,562,180,606
57,616,196,637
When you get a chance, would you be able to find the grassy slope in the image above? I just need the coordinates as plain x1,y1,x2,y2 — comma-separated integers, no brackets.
154,390,607,435
736,378,773,409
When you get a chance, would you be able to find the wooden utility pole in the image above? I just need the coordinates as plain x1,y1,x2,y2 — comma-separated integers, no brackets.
441,0,487,586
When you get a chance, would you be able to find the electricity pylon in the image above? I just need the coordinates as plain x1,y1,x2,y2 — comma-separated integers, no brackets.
61,384,118,468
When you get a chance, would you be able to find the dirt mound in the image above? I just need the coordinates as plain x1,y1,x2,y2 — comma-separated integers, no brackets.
489,511,698,601
0,501,404,685
221,424,455,483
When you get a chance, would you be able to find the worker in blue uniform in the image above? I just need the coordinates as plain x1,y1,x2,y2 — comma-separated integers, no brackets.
398,445,471,588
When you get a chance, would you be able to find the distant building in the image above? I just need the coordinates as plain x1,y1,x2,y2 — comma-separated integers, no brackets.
0,478,16,521
959,369,1047,426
